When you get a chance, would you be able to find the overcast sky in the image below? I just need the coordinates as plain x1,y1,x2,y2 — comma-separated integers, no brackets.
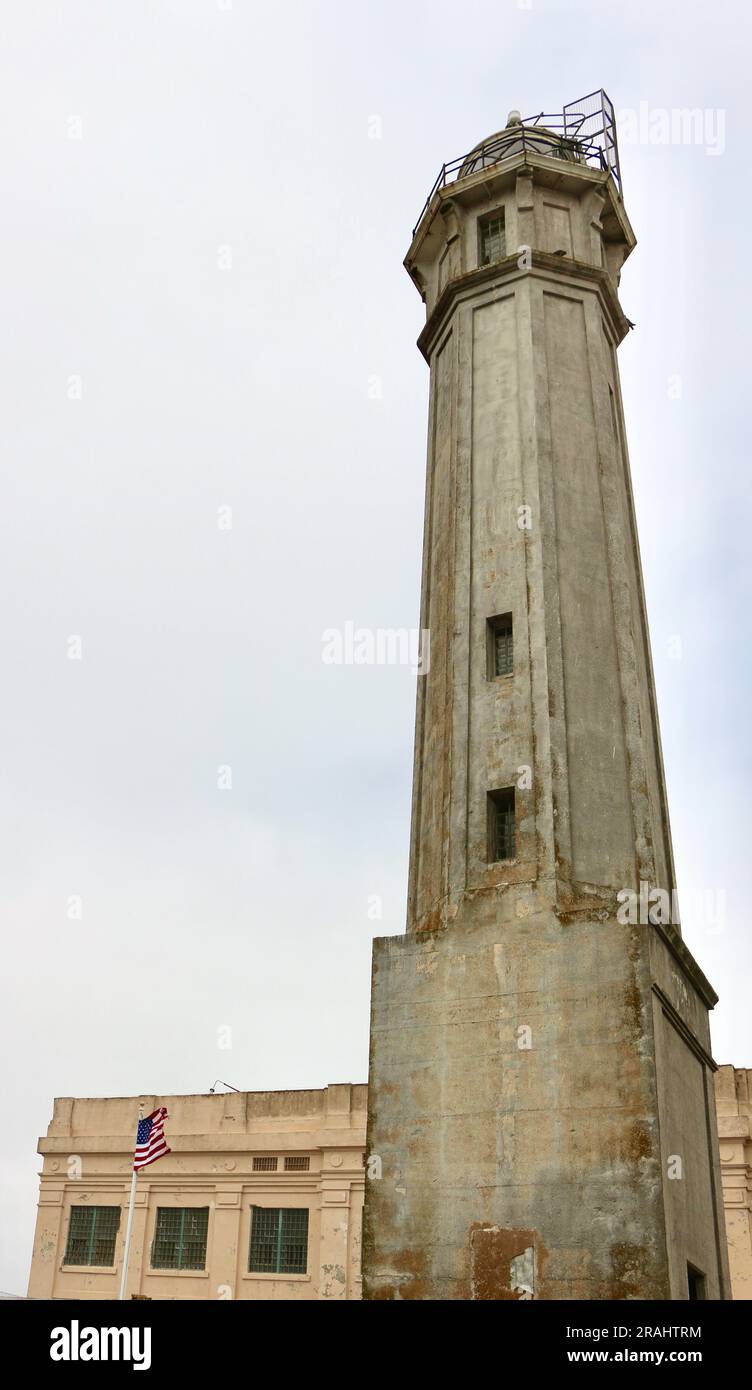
1,0,750,1297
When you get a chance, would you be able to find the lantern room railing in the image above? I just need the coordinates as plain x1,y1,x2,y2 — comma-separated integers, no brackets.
411,88,621,239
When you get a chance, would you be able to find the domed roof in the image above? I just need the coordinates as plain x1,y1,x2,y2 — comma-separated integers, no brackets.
459,110,583,178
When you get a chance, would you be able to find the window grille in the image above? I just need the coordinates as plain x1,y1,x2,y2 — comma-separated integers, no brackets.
480,212,506,266
249,1207,309,1275
151,1207,209,1271
252,1156,278,1172
489,788,516,862
284,1156,310,1171
488,614,513,677
64,1206,121,1266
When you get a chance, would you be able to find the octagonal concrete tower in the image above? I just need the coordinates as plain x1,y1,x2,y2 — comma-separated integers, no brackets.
363,97,731,1300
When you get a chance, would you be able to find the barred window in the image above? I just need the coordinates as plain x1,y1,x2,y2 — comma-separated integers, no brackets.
488,614,513,678
252,1156,278,1172
479,211,506,266
151,1207,209,1271
249,1207,309,1275
284,1156,310,1172
488,788,516,862
64,1206,121,1267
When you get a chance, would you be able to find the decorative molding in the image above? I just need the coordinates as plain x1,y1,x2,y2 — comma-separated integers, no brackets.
417,253,631,363
652,983,717,1070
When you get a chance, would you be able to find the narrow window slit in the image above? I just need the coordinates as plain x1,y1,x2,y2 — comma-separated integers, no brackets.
487,613,513,678
488,788,516,863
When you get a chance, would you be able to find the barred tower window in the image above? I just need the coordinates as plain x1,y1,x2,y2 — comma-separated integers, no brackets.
479,211,506,265
488,788,516,862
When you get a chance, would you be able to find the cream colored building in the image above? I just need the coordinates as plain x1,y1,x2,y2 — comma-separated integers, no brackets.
715,1066,752,1300
28,1074,749,1299
28,1085,365,1301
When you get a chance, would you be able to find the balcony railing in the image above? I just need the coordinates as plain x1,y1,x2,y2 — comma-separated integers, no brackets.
411,88,621,239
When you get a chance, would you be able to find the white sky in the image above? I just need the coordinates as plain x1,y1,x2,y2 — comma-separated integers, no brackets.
1,0,750,1296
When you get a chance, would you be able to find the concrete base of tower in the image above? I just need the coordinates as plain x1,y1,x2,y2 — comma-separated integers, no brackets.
362,894,731,1300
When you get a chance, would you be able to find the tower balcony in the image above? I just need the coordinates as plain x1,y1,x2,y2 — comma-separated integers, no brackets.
411,88,622,241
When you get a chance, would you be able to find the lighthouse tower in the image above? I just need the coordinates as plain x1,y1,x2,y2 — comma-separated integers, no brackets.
363,93,730,1300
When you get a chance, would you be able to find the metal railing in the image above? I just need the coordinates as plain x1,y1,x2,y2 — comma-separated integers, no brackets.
411,88,621,239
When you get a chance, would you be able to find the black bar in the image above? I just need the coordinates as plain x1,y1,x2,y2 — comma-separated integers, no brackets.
9,1296,746,1377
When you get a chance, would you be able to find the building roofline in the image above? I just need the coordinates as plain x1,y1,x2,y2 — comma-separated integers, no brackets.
49,1082,368,1104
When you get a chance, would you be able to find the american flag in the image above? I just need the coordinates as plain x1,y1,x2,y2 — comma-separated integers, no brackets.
133,1107,171,1171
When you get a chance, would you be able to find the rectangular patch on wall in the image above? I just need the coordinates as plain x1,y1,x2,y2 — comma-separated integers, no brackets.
542,202,573,257
469,1224,539,1300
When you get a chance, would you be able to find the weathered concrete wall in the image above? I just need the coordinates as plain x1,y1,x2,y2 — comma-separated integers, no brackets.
28,1085,365,1301
364,134,729,1299
715,1066,752,1299
407,174,673,931
365,903,670,1299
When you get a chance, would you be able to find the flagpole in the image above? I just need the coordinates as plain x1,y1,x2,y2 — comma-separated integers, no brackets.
118,1103,144,1302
